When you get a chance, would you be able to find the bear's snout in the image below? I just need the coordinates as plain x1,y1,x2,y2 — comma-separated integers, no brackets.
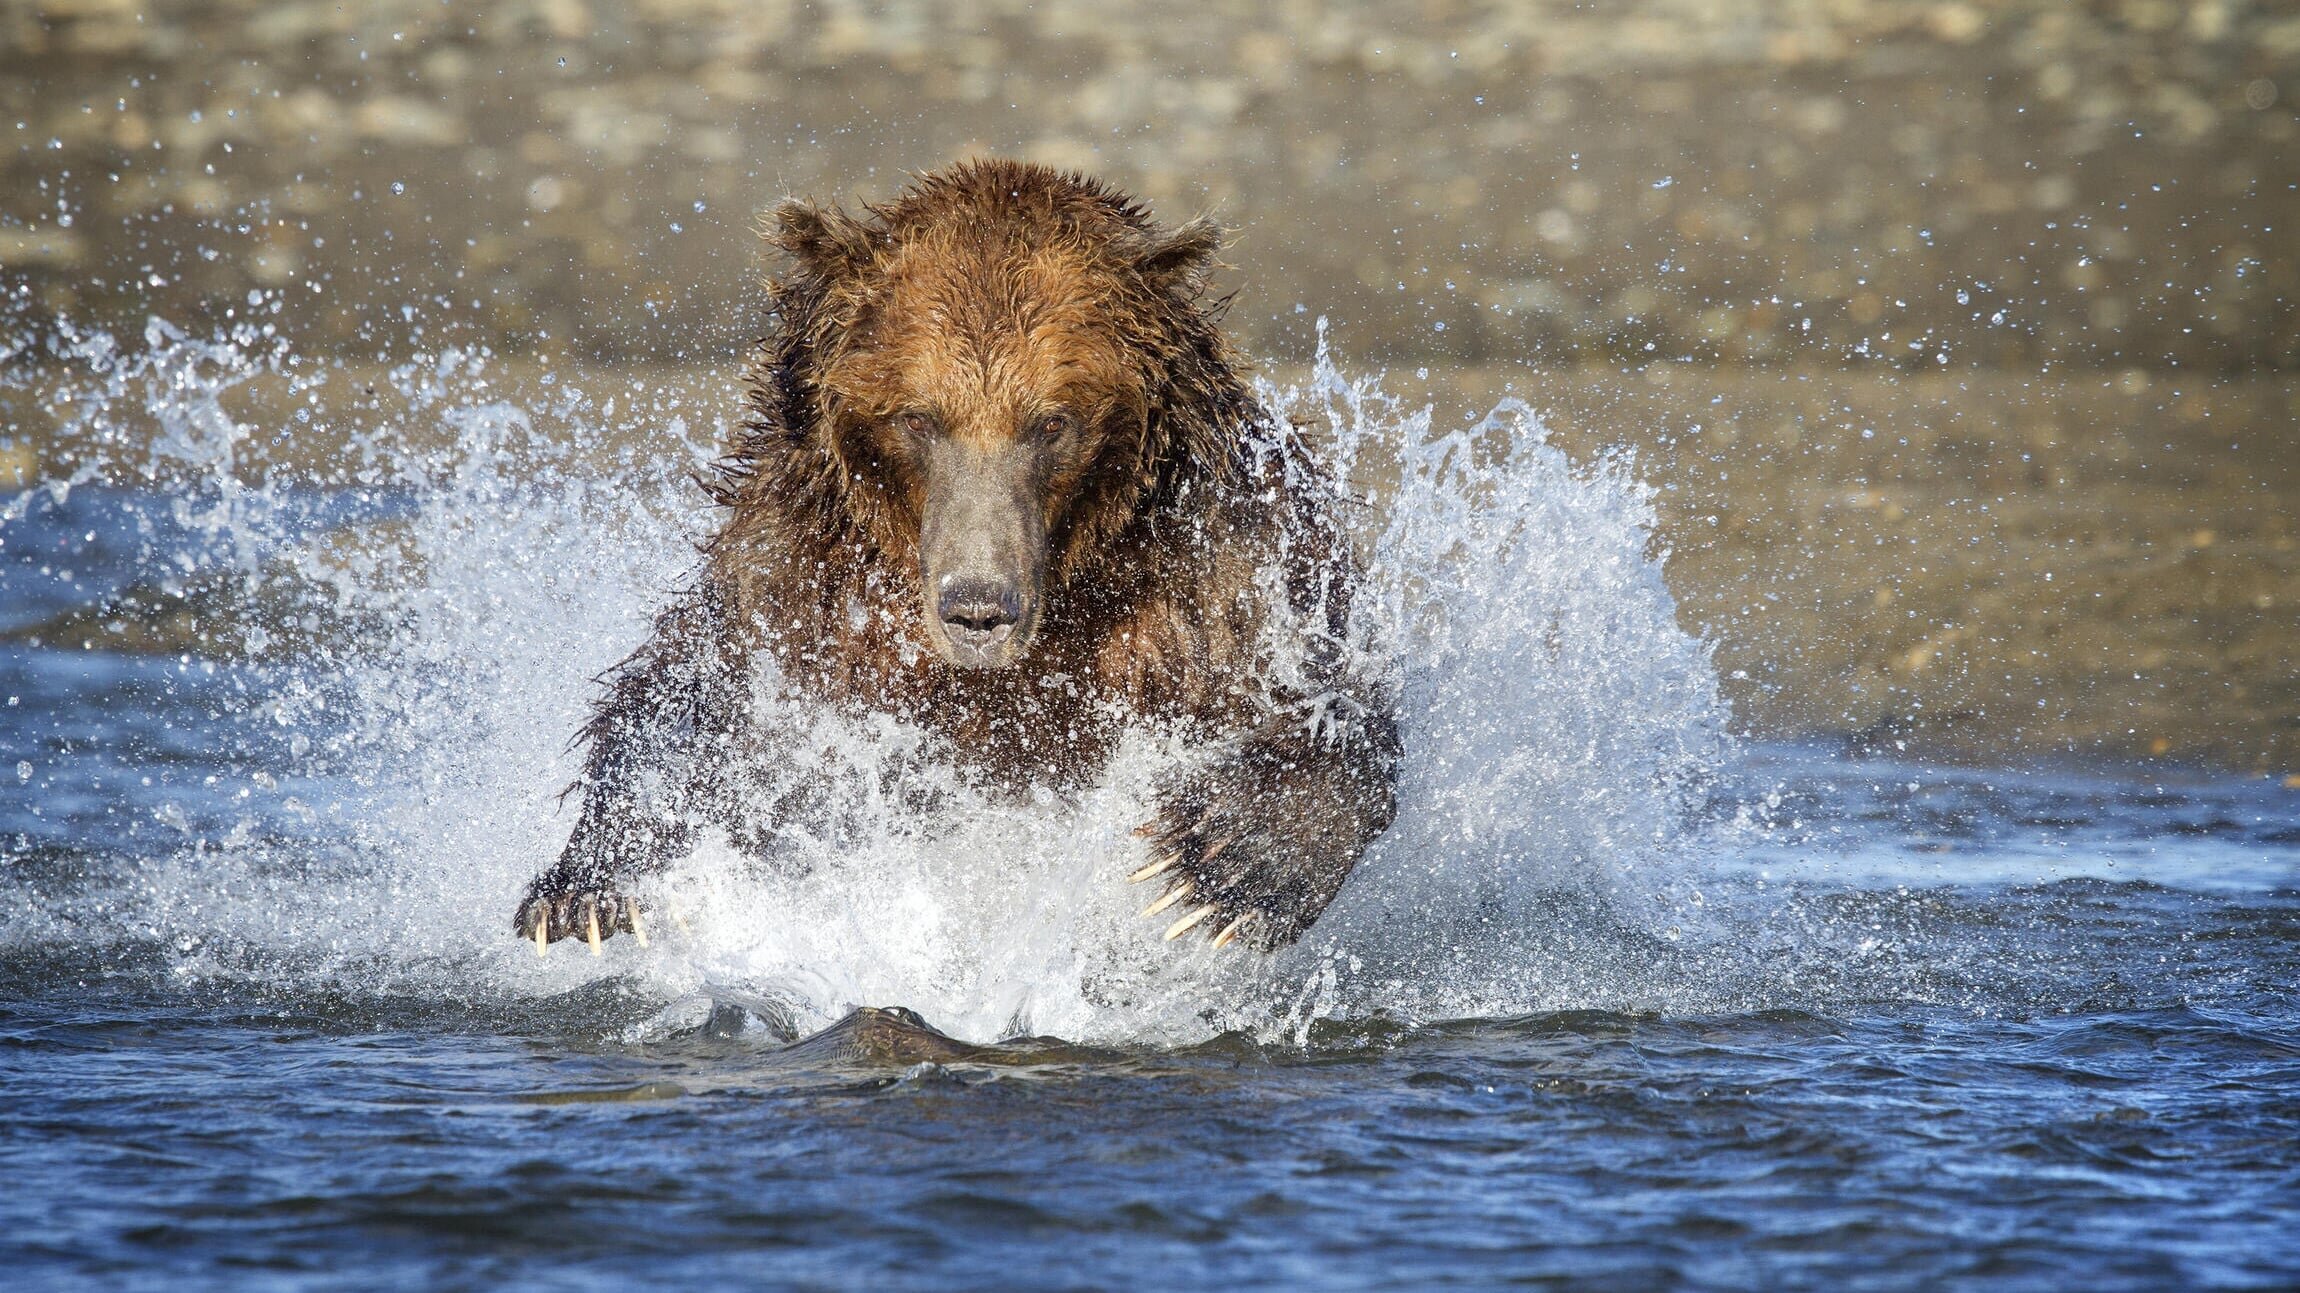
938,578,1024,660
916,437,1044,670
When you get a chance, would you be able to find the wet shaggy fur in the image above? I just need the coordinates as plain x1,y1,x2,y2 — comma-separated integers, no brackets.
516,159,1399,952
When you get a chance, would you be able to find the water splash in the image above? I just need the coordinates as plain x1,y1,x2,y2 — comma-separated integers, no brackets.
2,316,1730,1045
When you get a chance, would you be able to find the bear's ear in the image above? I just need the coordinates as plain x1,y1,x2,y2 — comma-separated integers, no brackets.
1132,217,1224,290
766,198,880,281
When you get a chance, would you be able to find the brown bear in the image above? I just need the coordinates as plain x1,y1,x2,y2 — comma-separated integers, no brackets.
514,159,1399,954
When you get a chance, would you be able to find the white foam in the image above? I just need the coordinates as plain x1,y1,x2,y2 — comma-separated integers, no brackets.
5,318,1730,1045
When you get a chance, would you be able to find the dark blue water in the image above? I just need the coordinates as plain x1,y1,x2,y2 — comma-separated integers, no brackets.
6,381,2300,1289
5,864,2297,1290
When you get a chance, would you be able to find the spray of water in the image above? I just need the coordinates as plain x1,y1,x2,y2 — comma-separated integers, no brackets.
3,315,1730,1045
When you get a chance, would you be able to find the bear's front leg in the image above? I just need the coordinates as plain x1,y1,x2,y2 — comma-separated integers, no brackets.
514,588,735,955
1135,710,1399,950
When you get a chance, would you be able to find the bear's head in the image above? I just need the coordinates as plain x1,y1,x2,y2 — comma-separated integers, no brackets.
746,160,1243,670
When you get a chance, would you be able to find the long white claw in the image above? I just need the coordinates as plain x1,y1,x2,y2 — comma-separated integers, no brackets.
1163,904,1217,941
1140,882,1193,918
1128,856,1176,884
535,912,549,957
626,898,649,948
585,898,604,955
1211,914,1252,949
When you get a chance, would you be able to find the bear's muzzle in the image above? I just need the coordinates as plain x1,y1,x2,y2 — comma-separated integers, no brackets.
917,438,1044,669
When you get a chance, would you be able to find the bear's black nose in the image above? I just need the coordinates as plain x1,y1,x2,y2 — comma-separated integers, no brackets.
938,580,1021,643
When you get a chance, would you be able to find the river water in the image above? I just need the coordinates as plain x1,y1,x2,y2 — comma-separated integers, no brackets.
3,325,2296,1289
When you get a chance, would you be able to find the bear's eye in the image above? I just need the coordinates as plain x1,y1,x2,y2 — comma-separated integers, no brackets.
900,411,935,438
1034,412,1076,440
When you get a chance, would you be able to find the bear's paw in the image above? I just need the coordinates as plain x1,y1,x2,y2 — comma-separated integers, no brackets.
514,884,652,957
1131,727,1387,951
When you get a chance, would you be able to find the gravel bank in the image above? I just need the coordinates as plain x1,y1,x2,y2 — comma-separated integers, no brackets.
3,0,2295,367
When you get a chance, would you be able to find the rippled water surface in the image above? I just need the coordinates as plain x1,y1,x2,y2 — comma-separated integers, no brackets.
4,334,2297,1289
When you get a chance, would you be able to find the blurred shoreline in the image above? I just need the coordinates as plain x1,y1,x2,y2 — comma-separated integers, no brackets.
3,0,2295,368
